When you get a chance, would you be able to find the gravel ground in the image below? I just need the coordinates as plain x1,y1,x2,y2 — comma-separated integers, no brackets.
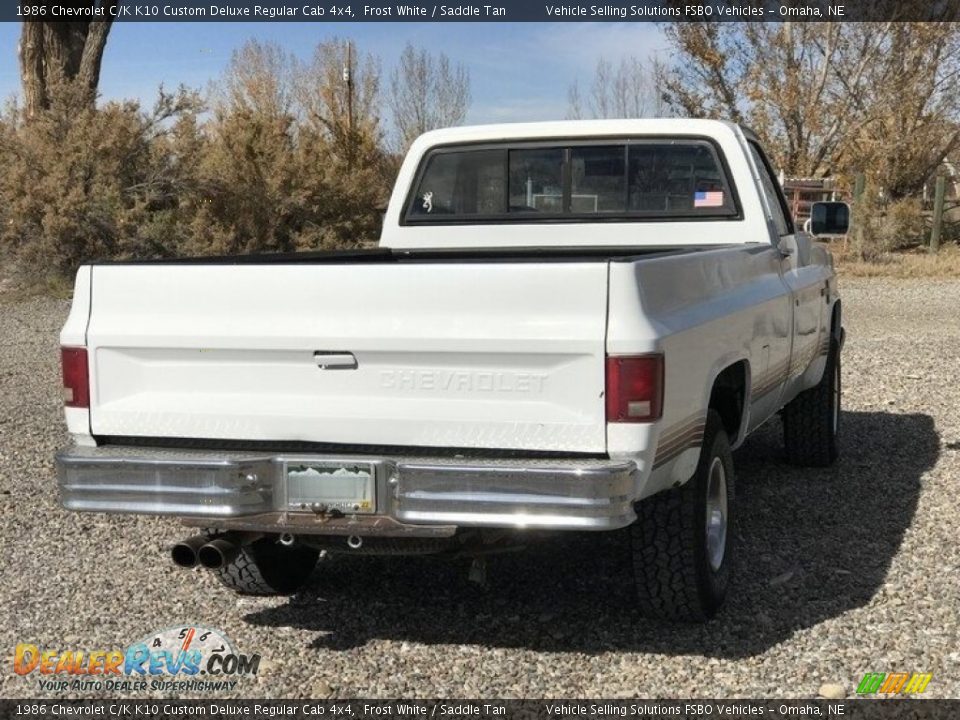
2,278,959,699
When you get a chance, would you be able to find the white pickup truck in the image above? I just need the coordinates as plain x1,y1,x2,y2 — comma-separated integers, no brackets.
57,119,847,621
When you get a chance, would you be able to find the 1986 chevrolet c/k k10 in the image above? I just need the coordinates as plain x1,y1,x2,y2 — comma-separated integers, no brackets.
56,119,847,621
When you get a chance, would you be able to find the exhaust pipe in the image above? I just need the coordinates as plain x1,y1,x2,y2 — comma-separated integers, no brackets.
171,534,209,568
198,537,241,570
192,532,264,570
347,535,363,550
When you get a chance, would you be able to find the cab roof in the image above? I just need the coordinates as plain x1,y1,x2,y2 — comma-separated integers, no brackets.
411,118,743,148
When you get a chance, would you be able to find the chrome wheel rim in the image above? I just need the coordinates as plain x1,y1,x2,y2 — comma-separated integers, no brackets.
705,456,728,572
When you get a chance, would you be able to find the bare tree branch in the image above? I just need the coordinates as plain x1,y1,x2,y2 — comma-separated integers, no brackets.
388,43,470,152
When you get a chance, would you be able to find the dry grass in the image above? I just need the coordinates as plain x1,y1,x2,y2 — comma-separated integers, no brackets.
830,242,960,278
0,272,73,303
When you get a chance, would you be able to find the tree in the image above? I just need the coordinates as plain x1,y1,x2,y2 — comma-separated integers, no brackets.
658,21,960,198
568,57,666,120
388,43,470,152
296,38,391,247
847,24,960,198
298,37,383,166
0,86,202,277
18,3,118,119
197,40,302,256
192,38,390,256
218,39,297,120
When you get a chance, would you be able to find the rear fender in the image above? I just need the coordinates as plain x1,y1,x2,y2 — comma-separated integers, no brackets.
60,267,94,446
667,353,749,486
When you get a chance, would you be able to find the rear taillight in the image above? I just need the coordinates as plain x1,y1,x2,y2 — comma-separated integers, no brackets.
61,347,89,409
605,354,663,423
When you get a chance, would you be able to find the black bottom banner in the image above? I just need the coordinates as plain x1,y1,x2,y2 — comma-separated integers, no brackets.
2,700,959,720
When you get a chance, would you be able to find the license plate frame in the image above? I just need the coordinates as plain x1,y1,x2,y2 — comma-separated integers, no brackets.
284,460,376,514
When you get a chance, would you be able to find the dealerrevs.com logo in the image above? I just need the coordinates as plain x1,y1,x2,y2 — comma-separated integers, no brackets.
13,625,261,693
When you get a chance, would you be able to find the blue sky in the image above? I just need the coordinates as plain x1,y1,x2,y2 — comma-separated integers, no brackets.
0,22,667,123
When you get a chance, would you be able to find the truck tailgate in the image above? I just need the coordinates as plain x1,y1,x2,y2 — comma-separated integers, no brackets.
85,262,609,453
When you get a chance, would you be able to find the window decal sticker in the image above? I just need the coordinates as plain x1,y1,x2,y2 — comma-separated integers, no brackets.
694,190,724,208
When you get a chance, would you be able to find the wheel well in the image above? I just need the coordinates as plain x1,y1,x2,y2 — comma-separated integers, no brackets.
709,361,747,440
831,300,842,339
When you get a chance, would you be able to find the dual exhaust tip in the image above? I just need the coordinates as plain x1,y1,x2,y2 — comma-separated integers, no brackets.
172,533,248,570
172,531,365,569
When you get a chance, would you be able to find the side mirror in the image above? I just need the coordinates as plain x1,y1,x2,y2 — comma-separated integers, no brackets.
810,201,850,237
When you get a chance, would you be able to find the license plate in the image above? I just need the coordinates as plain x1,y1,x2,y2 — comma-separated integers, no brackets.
285,461,376,514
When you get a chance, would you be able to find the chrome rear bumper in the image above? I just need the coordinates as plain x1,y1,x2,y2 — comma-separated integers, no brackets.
57,445,638,534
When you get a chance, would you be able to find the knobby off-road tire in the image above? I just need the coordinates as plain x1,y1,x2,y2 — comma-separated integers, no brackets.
782,337,840,467
631,410,734,622
215,537,320,596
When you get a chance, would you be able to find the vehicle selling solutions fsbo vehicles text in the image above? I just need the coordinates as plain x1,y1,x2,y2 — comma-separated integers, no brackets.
545,4,683,16
544,4,821,17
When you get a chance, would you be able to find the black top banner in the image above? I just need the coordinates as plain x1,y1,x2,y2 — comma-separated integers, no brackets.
8,0,960,22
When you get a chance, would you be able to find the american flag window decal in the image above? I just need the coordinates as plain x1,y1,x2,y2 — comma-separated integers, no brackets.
694,190,725,208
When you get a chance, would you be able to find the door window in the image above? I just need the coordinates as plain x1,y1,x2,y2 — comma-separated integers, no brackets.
748,142,793,237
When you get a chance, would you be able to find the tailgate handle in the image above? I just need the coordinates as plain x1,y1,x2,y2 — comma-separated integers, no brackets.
314,352,358,370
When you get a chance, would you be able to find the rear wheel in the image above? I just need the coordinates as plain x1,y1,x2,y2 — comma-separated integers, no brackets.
631,410,734,622
215,537,319,596
782,337,840,467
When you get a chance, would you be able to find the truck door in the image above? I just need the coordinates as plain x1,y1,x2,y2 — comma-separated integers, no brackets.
745,140,823,412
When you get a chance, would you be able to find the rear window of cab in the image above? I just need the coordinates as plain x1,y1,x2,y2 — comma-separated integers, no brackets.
404,138,739,224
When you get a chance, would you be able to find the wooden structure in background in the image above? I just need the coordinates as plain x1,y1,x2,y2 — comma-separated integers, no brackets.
780,176,842,224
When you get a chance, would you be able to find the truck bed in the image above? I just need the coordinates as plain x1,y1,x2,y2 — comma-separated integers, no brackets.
76,251,689,455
